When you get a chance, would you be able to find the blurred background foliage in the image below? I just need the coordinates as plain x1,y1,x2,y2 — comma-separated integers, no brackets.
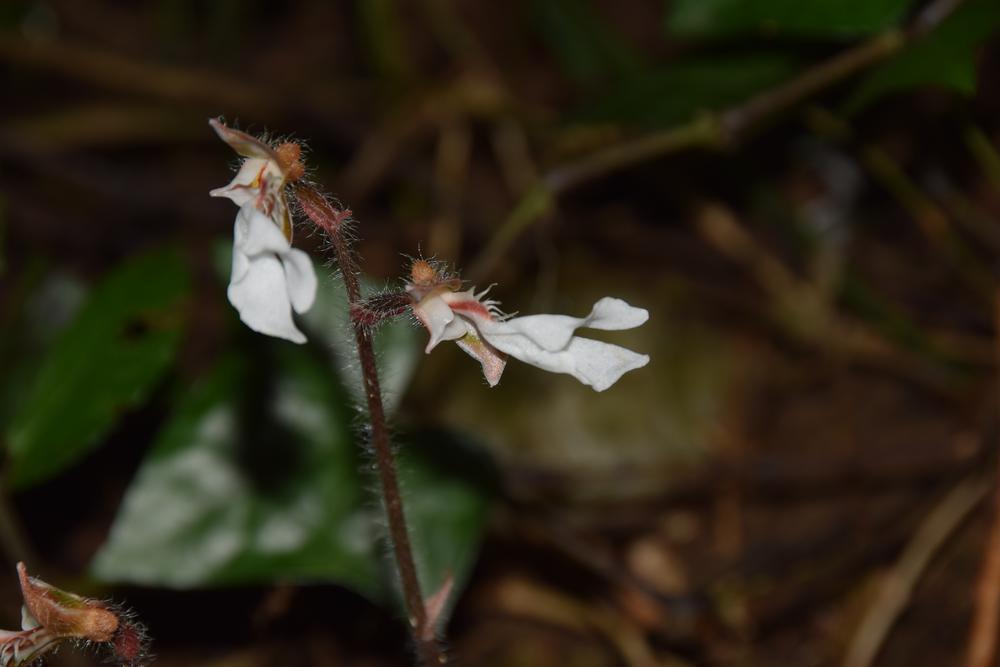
0,0,999,665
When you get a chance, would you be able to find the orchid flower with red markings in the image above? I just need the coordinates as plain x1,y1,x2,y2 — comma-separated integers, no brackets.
404,260,649,391
209,119,317,344
0,563,148,666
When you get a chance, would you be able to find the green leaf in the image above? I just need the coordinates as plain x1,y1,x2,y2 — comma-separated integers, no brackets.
92,349,381,591
531,0,643,87
397,430,496,612
0,269,87,434
847,0,1000,112
666,0,917,38
93,349,493,625
5,248,189,489
578,53,798,129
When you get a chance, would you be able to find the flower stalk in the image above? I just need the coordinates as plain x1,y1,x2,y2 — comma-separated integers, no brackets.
295,187,444,666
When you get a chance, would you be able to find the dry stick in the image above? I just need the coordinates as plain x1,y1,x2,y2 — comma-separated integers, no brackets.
963,295,1000,667
296,188,444,666
841,477,987,667
966,458,1000,667
471,0,966,279
0,34,362,125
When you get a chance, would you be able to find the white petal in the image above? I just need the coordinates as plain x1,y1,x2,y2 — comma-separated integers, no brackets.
235,204,292,256
210,158,273,206
282,247,318,314
228,254,307,344
583,297,650,330
414,292,466,352
482,330,649,391
474,297,648,352
230,239,251,284
467,296,650,390
559,337,650,391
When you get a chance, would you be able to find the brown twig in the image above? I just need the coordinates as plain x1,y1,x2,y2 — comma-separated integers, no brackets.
966,458,1000,667
0,34,361,123
471,0,967,278
841,476,987,667
962,295,1000,667
296,187,445,666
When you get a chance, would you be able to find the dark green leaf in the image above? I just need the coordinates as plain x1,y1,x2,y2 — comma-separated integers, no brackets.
0,269,87,433
5,248,189,489
847,0,1000,112
531,0,642,87
579,53,798,129
397,430,496,614
92,350,381,591
666,0,917,38
93,350,492,626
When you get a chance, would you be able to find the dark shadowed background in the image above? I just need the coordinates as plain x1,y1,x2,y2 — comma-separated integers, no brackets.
1,1,1000,665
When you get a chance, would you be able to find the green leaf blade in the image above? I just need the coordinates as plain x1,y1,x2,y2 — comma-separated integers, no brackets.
667,0,918,38
847,0,1000,112
578,53,798,129
5,248,190,489
91,350,380,592
531,0,643,87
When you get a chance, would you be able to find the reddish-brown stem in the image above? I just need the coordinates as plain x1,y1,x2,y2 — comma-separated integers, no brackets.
296,187,444,666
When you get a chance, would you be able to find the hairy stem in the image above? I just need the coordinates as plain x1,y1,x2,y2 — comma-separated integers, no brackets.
296,188,444,666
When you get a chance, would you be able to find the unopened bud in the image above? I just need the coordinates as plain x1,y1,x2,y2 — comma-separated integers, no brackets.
275,142,305,183
410,259,438,286
18,563,119,642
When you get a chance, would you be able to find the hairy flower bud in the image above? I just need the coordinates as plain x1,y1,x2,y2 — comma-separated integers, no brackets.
18,563,118,642
0,564,150,667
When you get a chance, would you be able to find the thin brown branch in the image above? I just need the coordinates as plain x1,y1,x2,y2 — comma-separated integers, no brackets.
841,476,987,667
966,458,1000,667
472,0,967,277
0,34,360,121
962,295,1000,667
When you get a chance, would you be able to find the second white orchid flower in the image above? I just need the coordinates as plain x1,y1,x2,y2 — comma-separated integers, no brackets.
209,119,317,344
405,261,649,391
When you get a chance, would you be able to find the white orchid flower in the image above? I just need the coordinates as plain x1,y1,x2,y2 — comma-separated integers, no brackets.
209,119,317,344
406,262,649,391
